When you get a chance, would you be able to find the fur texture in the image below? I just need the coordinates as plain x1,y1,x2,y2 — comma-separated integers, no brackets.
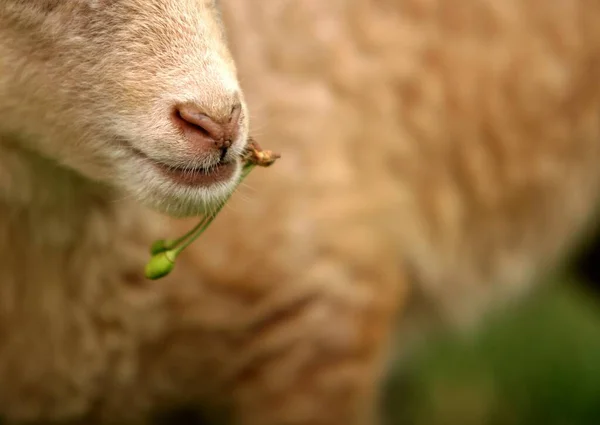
1,0,600,424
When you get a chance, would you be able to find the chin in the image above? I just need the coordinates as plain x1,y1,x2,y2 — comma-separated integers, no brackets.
121,159,243,218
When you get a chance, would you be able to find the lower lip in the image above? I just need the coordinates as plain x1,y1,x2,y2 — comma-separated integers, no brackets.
154,161,237,186
131,148,237,186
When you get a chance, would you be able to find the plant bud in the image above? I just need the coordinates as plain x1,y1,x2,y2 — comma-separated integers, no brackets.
150,239,173,255
144,250,177,280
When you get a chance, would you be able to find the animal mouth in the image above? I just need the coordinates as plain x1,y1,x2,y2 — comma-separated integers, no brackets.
129,147,237,186
152,160,236,186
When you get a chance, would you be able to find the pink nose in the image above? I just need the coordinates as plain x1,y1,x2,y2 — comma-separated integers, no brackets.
172,102,242,158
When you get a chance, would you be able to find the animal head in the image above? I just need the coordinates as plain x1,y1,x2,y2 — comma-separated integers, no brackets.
0,0,249,216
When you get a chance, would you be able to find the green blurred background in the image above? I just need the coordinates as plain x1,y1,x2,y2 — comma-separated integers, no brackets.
384,276,600,425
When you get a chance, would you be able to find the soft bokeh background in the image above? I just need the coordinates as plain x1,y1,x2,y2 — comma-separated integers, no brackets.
383,271,600,425
217,3,600,424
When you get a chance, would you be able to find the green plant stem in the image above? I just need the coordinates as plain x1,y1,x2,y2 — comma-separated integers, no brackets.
166,214,211,250
172,163,256,256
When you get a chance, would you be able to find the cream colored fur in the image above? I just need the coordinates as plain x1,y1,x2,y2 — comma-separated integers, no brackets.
1,0,600,424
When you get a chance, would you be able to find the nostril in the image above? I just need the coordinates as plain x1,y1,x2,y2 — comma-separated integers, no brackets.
175,105,225,141
172,103,242,157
